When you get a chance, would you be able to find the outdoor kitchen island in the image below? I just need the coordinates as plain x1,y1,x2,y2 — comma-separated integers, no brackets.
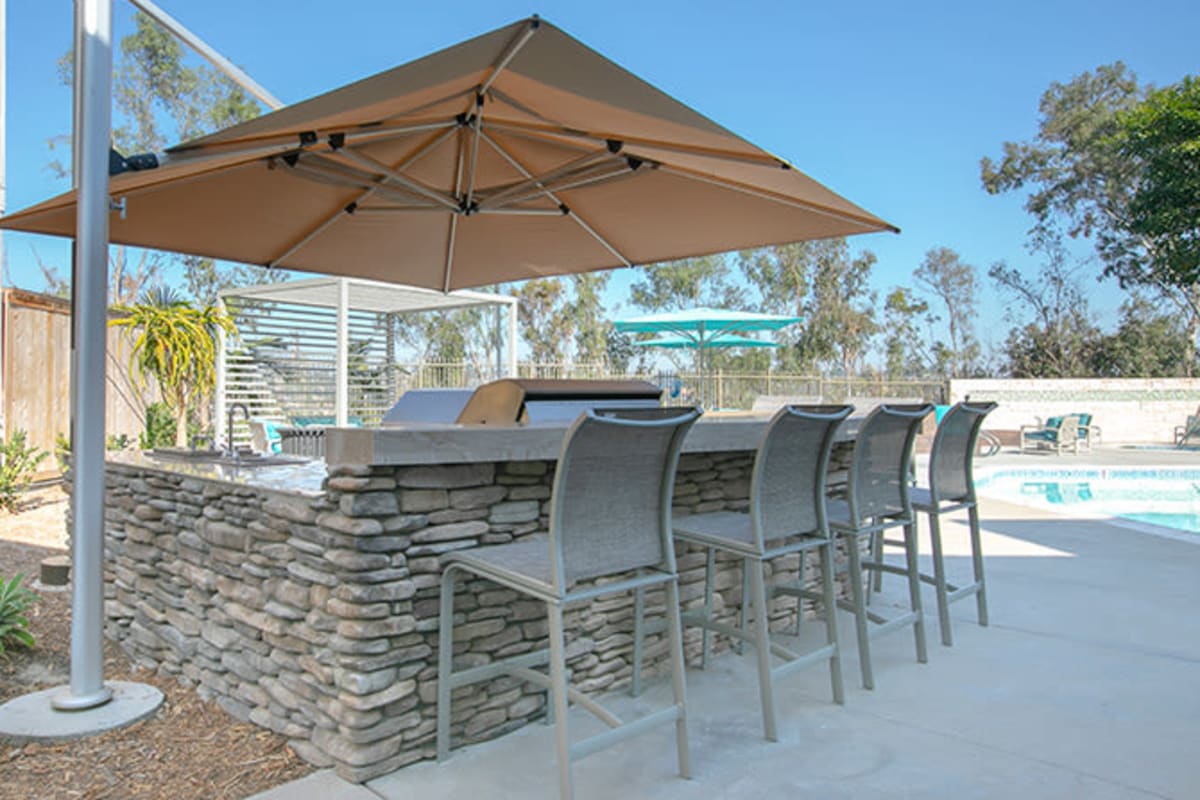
100,412,864,782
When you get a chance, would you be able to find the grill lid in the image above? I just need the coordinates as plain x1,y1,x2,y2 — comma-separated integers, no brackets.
455,379,663,426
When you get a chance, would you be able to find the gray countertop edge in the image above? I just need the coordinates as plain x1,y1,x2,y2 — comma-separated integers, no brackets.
325,414,864,467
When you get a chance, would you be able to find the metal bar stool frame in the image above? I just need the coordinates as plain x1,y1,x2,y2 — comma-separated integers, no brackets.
828,403,934,691
899,401,997,646
632,404,851,741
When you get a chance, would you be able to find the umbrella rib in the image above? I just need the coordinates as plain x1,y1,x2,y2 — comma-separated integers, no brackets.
485,118,788,170
479,130,633,267
497,164,643,207
444,128,469,292
479,18,540,98
473,148,614,210
266,126,459,268
460,17,540,210
464,100,485,210
658,164,897,232
329,148,460,211
166,118,457,162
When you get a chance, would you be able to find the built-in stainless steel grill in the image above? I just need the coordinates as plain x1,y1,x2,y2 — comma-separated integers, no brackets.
451,379,664,426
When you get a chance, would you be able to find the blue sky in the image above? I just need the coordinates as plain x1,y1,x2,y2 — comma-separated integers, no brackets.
3,0,1198,358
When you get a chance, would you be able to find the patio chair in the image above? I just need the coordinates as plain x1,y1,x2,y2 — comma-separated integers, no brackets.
905,401,996,647
436,406,701,800
1174,406,1200,447
1019,414,1082,455
827,403,934,690
247,418,282,454
636,404,851,741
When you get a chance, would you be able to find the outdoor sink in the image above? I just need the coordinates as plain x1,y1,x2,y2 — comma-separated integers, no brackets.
148,448,310,467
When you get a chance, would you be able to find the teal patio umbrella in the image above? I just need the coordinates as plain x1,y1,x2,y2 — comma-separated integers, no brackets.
616,308,799,406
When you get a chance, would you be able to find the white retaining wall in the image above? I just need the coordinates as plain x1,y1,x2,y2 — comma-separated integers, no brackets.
948,378,1200,444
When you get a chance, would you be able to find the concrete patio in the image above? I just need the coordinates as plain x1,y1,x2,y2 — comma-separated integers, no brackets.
250,470,1200,799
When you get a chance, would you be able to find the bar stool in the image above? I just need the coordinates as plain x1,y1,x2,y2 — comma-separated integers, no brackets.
437,406,700,800
827,403,933,690
637,404,851,741
906,401,997,646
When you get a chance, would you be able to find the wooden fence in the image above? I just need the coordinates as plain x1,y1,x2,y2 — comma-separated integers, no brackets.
1,288,153,477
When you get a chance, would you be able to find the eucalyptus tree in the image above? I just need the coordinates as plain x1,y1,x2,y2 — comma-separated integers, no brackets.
570,273,612,365
914,247,979,377
630,254,745,312
46,11,282,302
881,287,930,379
513,279,575,364
988,249,1101,378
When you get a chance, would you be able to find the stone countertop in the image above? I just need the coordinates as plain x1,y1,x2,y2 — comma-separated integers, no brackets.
105,450,328,496
325,411,864,467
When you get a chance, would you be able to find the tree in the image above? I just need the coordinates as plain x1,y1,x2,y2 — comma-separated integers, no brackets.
738,240,877,374
881,287,930,379
570,273,612,364
513,279,575,363
980,63,1200,373
738,243,810,319
49,12,279,303
630,255,744,311
1116,76,1200,288
913,247,979,377
110,289,236,447
1091,294,1194,377
988,249,1101,377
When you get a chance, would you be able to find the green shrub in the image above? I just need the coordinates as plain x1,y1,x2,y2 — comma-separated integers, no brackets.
140,402,177,449
106,433,133,451
0,573,38,655
0,430,48,513
54,432,71,473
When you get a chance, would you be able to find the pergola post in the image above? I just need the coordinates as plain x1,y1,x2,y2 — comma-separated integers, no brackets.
214,296,228,449
507,300,519,378
335,277,349,426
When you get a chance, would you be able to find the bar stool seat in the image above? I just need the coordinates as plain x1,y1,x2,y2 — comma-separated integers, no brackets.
445,535,555,597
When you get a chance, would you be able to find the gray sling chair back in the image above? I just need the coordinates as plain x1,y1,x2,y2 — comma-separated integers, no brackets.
632,404,851,742
436,406,701,800
902,401,998,646
826,403,934,691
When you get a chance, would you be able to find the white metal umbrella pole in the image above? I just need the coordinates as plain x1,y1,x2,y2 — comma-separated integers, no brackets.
55,0,114,712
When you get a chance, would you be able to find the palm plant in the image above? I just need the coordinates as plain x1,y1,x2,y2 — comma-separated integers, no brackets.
110,288,236,448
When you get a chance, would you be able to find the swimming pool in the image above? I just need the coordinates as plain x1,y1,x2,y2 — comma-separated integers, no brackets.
975,468,1200,534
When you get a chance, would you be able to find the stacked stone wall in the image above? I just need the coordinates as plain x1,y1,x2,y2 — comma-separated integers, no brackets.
101,442,854,782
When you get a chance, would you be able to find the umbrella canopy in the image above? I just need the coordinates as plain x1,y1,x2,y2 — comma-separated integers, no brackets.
634,332,781,350
0,17,896,292
614,307,801,340
617,307,799,407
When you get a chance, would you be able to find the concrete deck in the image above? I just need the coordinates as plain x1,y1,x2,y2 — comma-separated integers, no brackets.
250,450,1200,800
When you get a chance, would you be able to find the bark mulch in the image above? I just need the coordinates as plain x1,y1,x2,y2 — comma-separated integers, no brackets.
0,487,315,799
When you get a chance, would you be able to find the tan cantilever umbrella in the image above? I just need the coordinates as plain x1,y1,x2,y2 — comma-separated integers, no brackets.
1,16,896,291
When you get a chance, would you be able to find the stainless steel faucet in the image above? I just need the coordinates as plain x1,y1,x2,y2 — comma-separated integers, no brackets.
226,403,251,457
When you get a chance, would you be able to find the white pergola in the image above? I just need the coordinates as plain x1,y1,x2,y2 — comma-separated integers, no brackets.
214,275,517,443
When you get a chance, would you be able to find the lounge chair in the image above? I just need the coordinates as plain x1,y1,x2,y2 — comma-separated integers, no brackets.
1020,414,1082,455
1175,407,1200,447
248,418,283,453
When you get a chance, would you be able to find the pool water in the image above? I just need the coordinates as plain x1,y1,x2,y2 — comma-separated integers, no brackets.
975,468,1200,533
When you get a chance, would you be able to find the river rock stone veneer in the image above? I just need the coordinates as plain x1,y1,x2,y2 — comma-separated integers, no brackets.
97,442,855,782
